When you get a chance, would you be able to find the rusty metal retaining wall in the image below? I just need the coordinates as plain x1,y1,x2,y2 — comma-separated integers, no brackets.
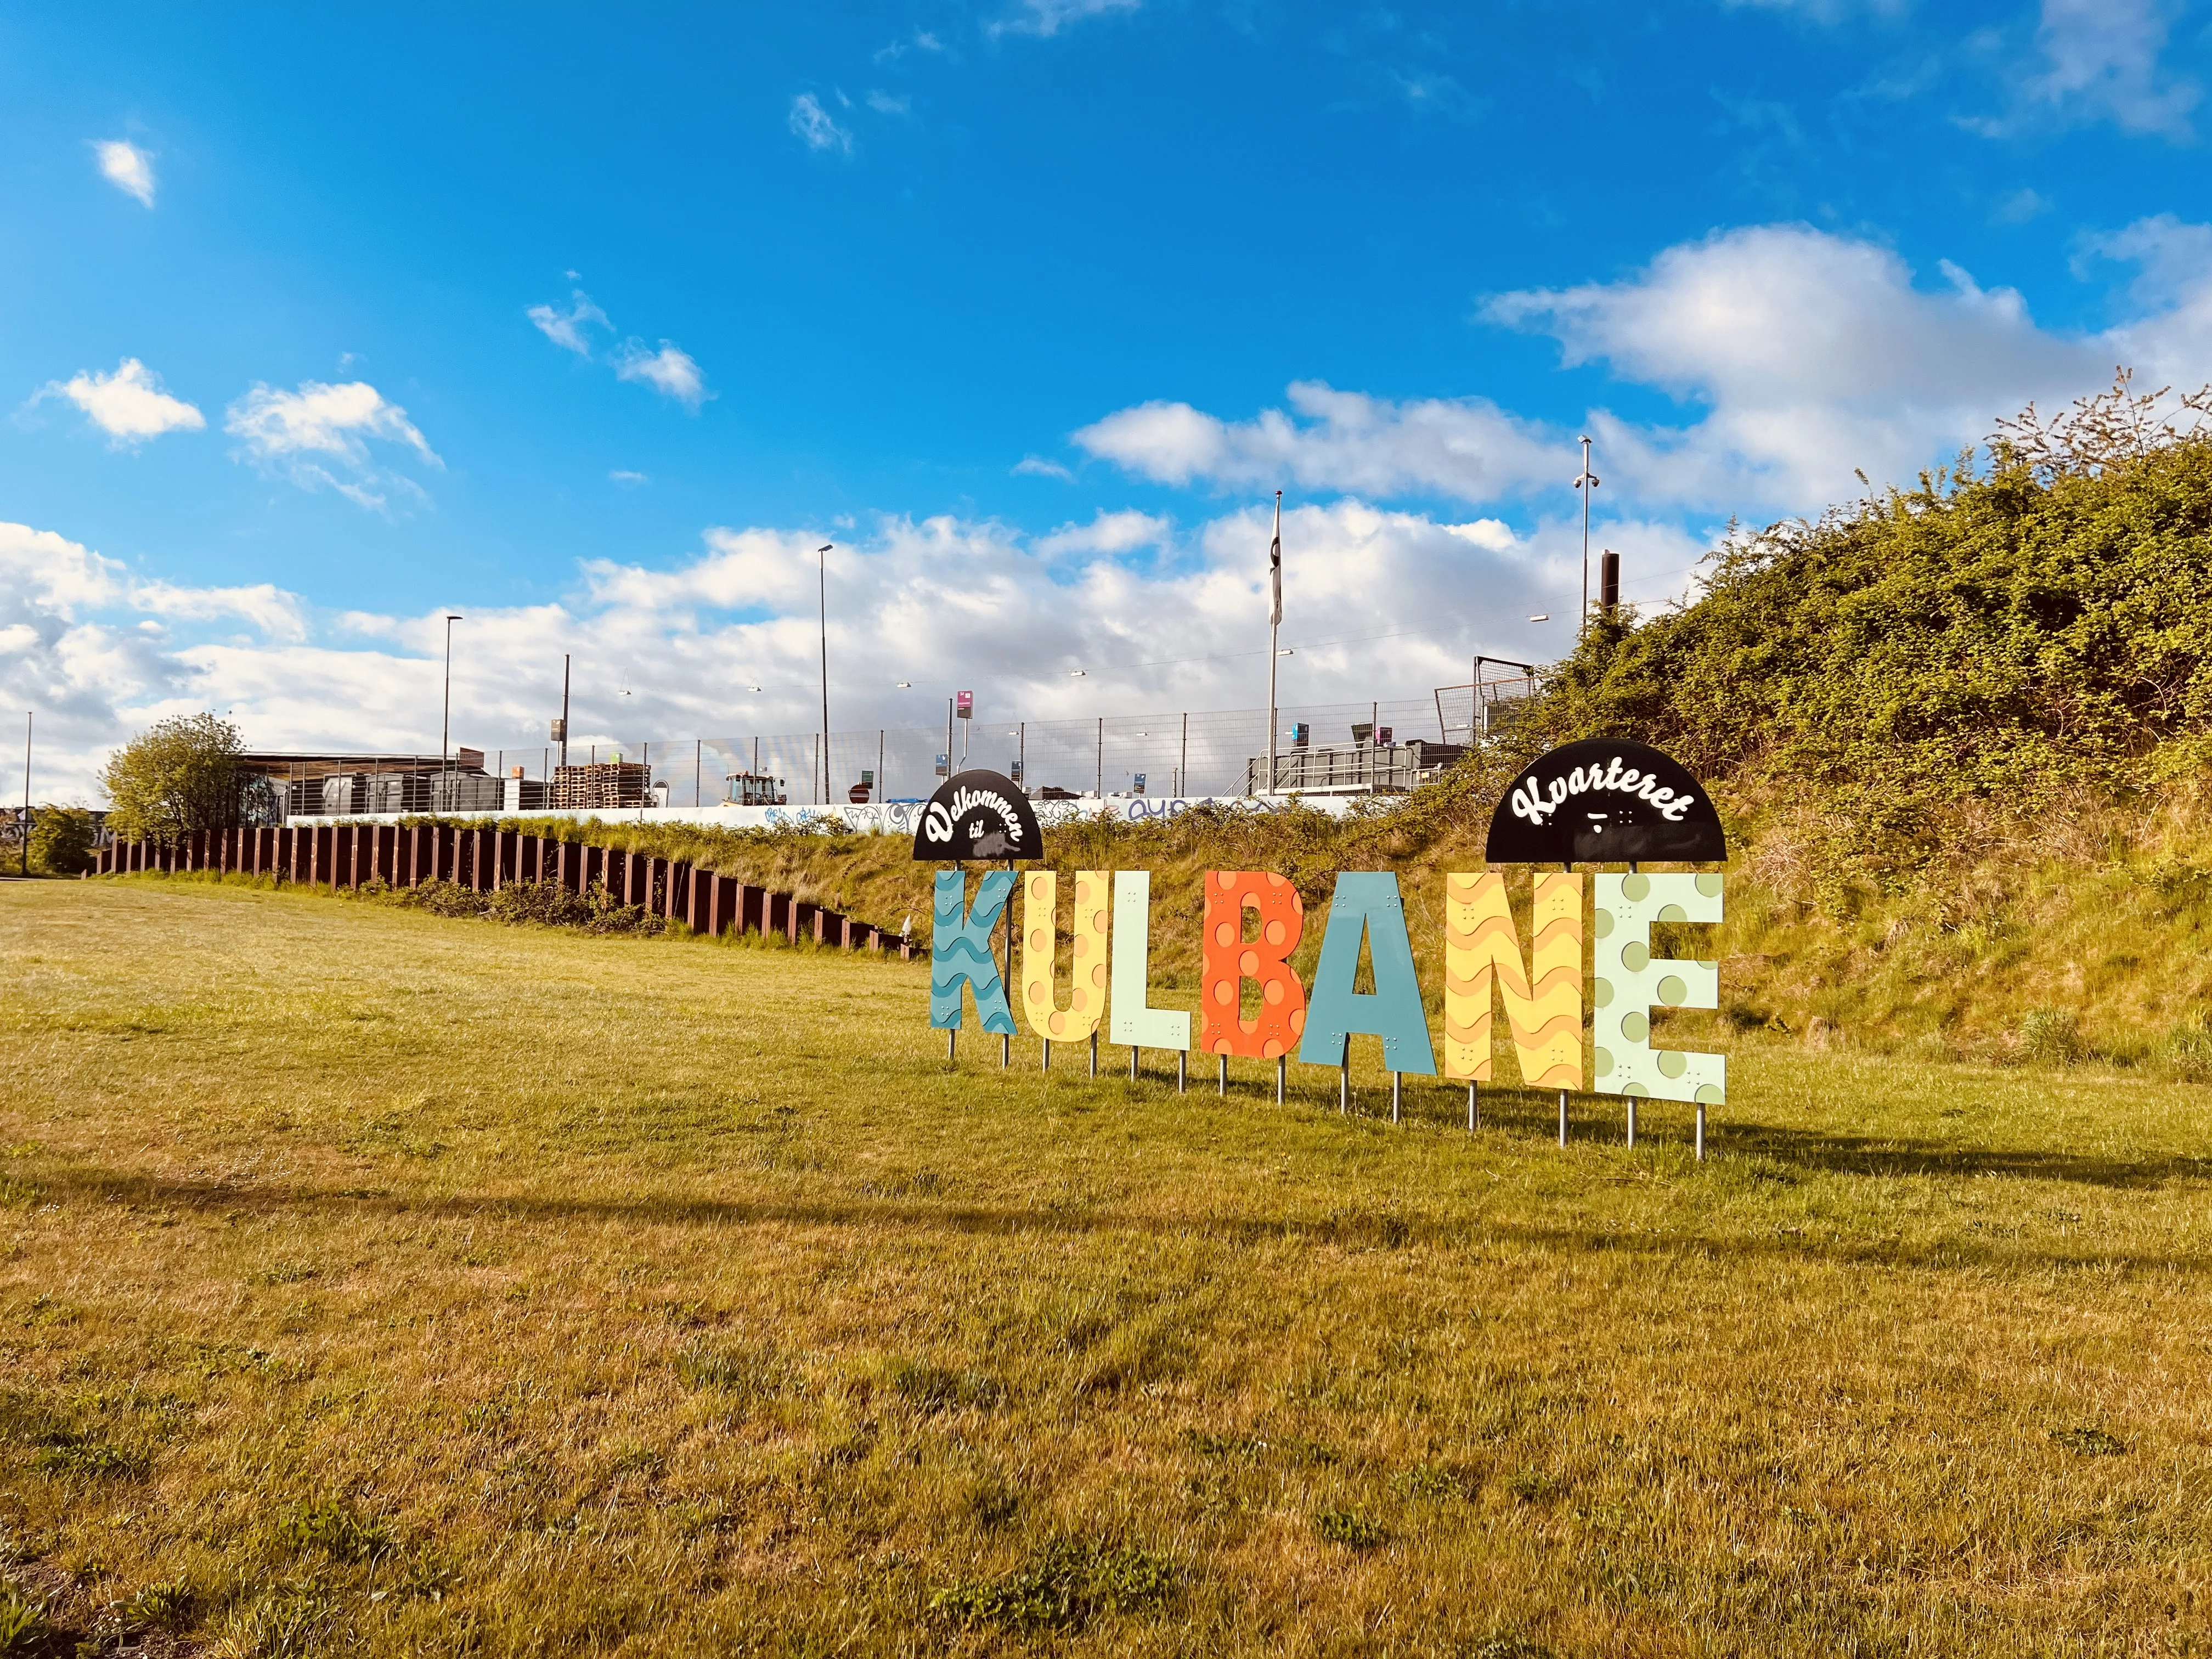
97,826,916,960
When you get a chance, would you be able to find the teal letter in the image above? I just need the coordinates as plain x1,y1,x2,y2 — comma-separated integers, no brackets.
931,868,1016,1033
1296,872,1436,1073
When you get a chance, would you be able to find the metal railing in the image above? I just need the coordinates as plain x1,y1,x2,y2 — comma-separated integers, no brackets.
286,680,1546,817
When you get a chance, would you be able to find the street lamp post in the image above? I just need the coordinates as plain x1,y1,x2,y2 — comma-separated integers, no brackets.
816,544,833,805
1574,437,1600,641
440,614,463,776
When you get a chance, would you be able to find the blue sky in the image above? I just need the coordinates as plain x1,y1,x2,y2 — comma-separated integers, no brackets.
8,0,2212,798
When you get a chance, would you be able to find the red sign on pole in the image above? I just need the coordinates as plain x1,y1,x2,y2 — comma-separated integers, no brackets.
956,690,973,719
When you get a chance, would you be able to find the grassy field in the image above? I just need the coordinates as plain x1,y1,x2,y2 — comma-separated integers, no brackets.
3,876,2211,1656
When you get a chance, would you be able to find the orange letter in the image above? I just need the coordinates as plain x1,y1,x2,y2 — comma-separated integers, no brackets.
1199,871,1306,1059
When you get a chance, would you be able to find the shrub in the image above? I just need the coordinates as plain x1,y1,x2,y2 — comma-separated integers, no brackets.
0,1582,46,1655
100,712,271,843
1313,1508,1386,1549
280,1499,394,1562
928,1537,1171,1630
2019,1008,2086,1066
27,806,96,876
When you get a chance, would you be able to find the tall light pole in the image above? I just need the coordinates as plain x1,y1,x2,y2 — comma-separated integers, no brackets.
1574,436,1600,642
440,614,463,771
816,544,833,805
1266,491,1282,796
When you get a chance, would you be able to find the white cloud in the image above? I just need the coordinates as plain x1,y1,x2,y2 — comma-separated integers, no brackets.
1968,0,2199,140
1034,509,1171,559
224,380,442,512
2028,0,2196,138
36,358,204,445
527,290,611,355
1083,221,2212,517
610,469,649,487
92,140,155,207
988,0,1142,38
1076,381,1560,500
1013,454,1076,480
789,93,855,155
865,90,912,116
6,492,1591,804
0,521,317,802
614,341,710,410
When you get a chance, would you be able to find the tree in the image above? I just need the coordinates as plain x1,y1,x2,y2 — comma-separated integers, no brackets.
100,714,266,843
28,807,97,876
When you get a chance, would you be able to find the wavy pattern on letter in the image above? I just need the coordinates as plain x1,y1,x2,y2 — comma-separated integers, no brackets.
1442,871,1581,1087
929,868,1017,1034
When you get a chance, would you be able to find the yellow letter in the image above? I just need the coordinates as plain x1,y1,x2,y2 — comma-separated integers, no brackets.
1442,871,1582,1088
1019,870,1109,1041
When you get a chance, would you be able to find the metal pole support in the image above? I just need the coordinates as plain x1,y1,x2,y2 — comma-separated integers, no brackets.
1557,1090,1568,1148
1177,1050,1187,1093
1626,1099,1637,1148
1391,1071,1402,1124
1130,1046,1139,1081
1467,1080,1478,1132
1090,1034,1098,1079
1218,1054,1228,1096
1001,1034,1010,1068
947,1029,956,1063
1339,1063,1349,1115
1696,1104,1707,1161
1276,1056,1285,1105
1042,1039,1051,1073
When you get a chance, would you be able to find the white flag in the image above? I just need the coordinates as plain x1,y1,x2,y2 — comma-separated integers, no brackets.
1268,492,1283,626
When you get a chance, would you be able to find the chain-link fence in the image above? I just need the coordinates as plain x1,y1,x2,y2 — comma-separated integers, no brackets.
504,680,1533,808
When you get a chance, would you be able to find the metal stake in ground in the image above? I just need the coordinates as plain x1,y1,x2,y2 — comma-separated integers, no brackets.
1276,1056,1285,1106
1467,1080,1478,1132
1218,1054,1228,1096
1041,1039,1051,1073
1339,1062,1349,1115
1557,1090,1568,1148
1696,1104,1707,1161
1130,1046,1139,1082
1089,1032,1098,1079
1391,1071,1402,1124
1177,1051,1187,1093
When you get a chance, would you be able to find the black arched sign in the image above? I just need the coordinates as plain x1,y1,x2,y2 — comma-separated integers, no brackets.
1485,738,1726,865
911,769,1044,862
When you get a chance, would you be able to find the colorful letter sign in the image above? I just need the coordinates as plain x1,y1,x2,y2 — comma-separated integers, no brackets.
1297,873,1436,1074
930,868,1017,1034
1442,871,1583,1088
1592,872,1723,1104
1020,870,1108,1041
1109,871,1190,1050
1199,871,1306,1059
911,742,1728,1138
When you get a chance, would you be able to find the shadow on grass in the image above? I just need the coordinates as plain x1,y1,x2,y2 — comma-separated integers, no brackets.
27,1139,2212,1280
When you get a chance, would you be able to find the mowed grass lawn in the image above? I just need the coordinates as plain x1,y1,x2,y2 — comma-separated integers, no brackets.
4,878,2211,1658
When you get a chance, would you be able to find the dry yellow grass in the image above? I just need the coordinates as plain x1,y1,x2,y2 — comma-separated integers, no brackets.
3,876,2210,1656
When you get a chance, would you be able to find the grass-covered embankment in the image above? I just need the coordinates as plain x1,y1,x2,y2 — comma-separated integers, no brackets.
4,878,2211,1654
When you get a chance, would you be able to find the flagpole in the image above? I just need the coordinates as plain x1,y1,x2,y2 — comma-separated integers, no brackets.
1266,490,1282,797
